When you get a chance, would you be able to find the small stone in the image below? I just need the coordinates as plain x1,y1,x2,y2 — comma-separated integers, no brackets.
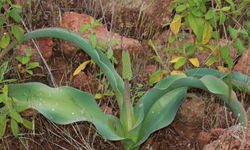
72,72,97,93
234,50,250,75
60,12,143,60
178,93,205,126
197,131,212,149
36,38,53,61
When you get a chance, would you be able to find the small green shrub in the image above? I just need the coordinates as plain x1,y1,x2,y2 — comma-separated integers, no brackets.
167,0,249,69
0,0,24,50
16,49,40,76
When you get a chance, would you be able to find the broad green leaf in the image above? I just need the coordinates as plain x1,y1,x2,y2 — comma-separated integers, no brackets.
0,95,4,103
137,75,186,113
79,24,90,33
176,5,187,12
10,119,19,137
188,0,196,6
13,27,126,127
11,4,22,9
202,22,213,45
221,6,231,11
231,72,250,94
122,51,132,81
185,68,250,94
219,46,233,68
189,58,200,67
205,9,214,20
170,15,182,35
26,49,32,57
0,17,5,26
232,39,244,55
73,60,91,76
22,119,33,129
9,82,124,140
212,31,220,40
228,26,238,39
9,8,21,22
186,14,205,42
9,110,23,123
186,43,195,56
170,56,184,63
27,62,40,70
11,25,24,43
148,70,168,86
192,9,203,17
107,47,114,59
16,55,29,65
135,74,247,148
89,33,97,48
219,45,230,60
206,55,217,66
0,33,10,48
173,57,186,70
225,0,235,11
219,11,226,25
0,114,7,138
0,61,8,82
26,70,33,75
134,88,187,147
167,36,176,43
200,3,207,13
95,93,103,100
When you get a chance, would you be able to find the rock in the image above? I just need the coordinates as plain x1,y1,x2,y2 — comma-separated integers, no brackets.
72,72,97,94
36,38,53,61
14,38,53,62
203,123,250,150
14,44,40,62
197,131,212,149
60,12,143,60
210,128,225,137
234,50,250,75
101,105,113,115
89,0,172,38
178,93,205,126
21,108,38,117
144,64,157,76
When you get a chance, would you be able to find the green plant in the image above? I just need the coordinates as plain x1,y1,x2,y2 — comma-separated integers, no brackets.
0,61,32,138
79,18,118,64
15,49,40,76
0,61,16,84
168,0,249,69
4,28,248,150
0,0,24,50
0,85,33,138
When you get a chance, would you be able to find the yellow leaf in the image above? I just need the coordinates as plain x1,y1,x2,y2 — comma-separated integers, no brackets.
73,60,91,76
217,66,229,73
189,58,200,67
202,22,213,45
170,70,184,75
170,15,182,35
95,93,103,100
170,56,185,63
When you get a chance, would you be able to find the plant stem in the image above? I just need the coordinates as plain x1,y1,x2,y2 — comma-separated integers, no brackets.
124,80,134,131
